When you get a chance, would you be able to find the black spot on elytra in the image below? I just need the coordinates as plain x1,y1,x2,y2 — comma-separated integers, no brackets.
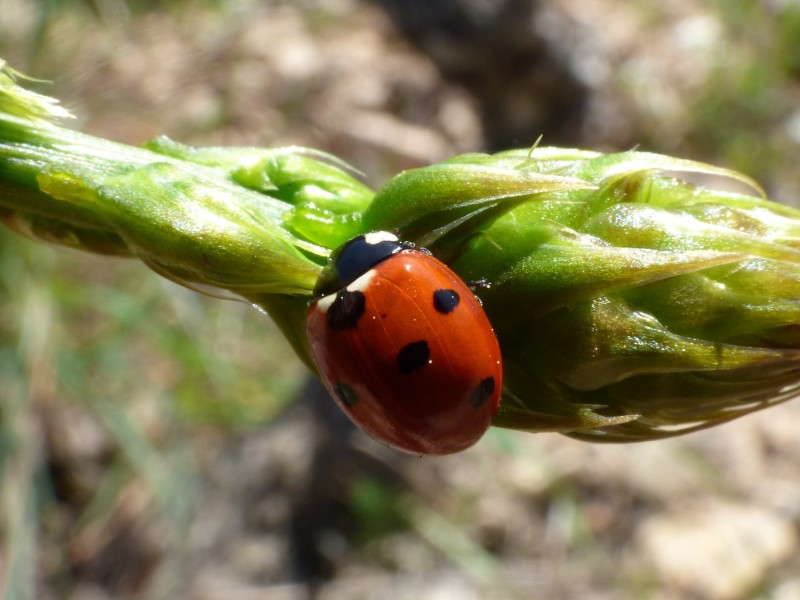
432,288,460,314
333,382,358,407
469,377,495,408
397,340,430,374
326,289,366,330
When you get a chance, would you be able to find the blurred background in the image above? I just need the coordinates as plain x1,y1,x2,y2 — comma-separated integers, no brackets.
1,1,800,598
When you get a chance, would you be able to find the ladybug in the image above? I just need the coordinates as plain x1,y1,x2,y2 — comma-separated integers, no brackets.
305,231,502,455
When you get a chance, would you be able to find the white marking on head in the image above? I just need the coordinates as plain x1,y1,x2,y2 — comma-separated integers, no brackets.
315,293,337,313
363,231,399,245
347,269,377,292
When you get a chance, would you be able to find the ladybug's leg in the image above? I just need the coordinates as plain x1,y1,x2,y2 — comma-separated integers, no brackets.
466,277,491,292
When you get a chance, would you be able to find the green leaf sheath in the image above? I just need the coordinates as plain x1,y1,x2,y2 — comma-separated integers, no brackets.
4,62,800,440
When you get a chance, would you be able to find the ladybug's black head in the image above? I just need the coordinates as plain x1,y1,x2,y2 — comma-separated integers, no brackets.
313,231,412,296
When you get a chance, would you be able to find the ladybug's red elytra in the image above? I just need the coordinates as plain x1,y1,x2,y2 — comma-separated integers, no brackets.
305,231,502,455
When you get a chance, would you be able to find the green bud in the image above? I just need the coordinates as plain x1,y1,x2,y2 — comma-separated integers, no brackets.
385,150,800,440
3,62,800,442
142,136,374,248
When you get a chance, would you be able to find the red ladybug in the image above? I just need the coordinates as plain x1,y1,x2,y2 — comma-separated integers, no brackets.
305,231,502,455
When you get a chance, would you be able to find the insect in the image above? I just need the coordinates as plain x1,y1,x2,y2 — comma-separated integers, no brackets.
305,231,502,455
